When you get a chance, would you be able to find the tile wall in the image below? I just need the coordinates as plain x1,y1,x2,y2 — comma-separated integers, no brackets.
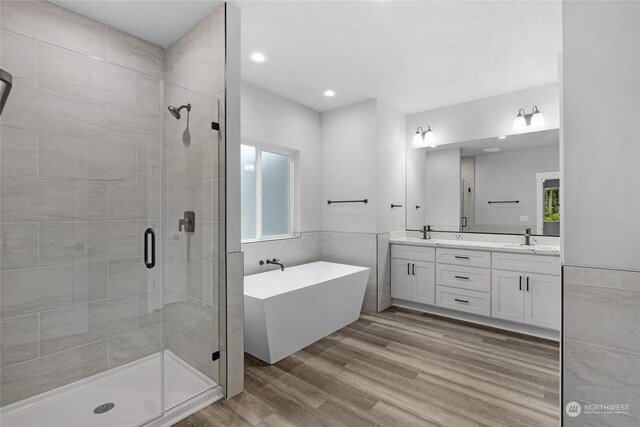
0,0,164,406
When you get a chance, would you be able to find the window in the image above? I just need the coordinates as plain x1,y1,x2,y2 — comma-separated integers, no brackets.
241,144,295,242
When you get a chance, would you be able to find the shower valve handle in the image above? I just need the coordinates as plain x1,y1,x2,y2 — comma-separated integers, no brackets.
178,211,195,232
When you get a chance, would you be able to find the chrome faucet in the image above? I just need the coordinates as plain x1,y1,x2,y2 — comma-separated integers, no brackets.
266,258,285,271
524,227,532,246
422,225,431,240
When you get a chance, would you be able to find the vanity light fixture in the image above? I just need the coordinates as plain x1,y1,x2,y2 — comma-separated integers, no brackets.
513,106,545,131
323,90,335,97
413,125,435,146
250,52,266,62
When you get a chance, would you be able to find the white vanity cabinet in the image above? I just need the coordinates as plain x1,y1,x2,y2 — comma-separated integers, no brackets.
390,242,561,337
491,253,560,330
390,246,435,305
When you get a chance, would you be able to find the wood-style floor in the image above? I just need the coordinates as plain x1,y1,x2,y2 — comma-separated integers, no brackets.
175,307,560,427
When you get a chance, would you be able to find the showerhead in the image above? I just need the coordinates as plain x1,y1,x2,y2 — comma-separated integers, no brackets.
167,103,191,120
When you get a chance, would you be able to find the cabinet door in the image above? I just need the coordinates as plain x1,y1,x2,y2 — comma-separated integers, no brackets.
412,261,435,305
491,269,524,323
391,258,412,300
524,273,560,330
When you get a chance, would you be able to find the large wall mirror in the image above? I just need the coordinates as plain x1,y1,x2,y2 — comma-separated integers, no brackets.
406,128,560,236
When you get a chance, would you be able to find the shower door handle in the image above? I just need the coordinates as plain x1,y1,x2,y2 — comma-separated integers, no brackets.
144,228,155,269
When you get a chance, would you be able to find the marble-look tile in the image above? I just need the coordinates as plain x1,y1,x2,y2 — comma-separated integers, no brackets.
106,27,164,78
107,105,160,148
165,8,225,97
73,261,108,304
1,265,73,319
0,340,108,406
135,73,161,113
377,233,390,264
565,339,640,418
181,179,218,222
225,307,244,397
320,231,377,267
0,126,37,176
0,30,37,85
108,323,162,369
39,133,136,181
174,220,220,263
1,83,106,141
37,42,135,107
108,257,148,298
565,282,640,354
138,290,162,328
173,256,216,305
565,266,640,292
1,175,107,222
39,295,137,356
107,182,147,220
241,233,321,276
0,1,107,60
225,252,244,311
0,223,38,270
165,289,217,346
165,323,215,380
39,221,137,266
0,314,39,367
166,141,219,184
136,147,162,185
377,260,392,312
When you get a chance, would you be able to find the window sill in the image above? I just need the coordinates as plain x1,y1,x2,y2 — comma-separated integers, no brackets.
241,233,301,245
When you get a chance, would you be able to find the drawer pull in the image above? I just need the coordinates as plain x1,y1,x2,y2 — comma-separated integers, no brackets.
454,275,469,280
454,256,470,260
407,263,410,275
454,298,469,303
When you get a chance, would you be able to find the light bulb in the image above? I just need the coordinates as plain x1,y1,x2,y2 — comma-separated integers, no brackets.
531,107,545,127
250,52,266,62
424,126,435,145
412,130,423,146
513,109,526,131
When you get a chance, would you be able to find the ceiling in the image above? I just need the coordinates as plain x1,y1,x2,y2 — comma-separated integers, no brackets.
237,1,562,113
446,129,560,157
52,1,224,48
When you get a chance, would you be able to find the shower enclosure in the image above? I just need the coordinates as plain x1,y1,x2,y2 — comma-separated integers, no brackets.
0,1,228,425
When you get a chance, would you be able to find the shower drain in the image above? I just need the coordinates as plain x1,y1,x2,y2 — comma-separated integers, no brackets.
93,403,115,414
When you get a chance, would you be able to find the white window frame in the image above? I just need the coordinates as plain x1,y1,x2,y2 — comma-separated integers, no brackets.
241,142,296,243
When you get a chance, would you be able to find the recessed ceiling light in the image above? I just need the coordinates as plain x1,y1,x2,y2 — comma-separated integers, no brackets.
484,147,501,153
323,90,335,97
498,135,507,140
250,52,266,62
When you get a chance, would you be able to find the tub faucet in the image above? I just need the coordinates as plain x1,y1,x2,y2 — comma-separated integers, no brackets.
266,258,285,271
524,227,532,246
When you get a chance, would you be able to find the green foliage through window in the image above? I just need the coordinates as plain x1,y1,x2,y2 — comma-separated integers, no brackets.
544,187,560,222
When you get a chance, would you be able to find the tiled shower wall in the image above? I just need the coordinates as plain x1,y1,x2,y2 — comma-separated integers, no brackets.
0,1,164,406
163,7,225,382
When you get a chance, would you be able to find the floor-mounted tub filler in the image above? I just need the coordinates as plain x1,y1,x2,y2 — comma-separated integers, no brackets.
244,261,370,364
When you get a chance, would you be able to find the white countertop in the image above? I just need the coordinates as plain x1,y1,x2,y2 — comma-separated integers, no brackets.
390,237,560,256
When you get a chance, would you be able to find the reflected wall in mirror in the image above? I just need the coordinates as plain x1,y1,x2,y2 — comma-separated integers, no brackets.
406,85,561,236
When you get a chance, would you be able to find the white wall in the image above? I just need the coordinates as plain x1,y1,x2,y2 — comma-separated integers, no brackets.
474,146,559,227
376,100,406,233
241,82,322,232
405,83,559,148
320,99,378,233
563,1,640,271
424,148,460,230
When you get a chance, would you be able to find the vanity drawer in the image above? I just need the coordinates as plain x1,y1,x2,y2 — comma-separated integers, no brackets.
436,248,491,268
436,264,491,293
492,252,560,275
436,285,491,317
391,245,435,262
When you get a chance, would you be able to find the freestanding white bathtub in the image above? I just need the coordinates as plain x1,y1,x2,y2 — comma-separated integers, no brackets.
244,261,370,364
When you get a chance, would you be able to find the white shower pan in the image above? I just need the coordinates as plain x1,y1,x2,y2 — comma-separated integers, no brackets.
0,351,221,427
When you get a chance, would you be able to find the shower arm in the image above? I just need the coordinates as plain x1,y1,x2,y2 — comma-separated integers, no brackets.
0,69,13,117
